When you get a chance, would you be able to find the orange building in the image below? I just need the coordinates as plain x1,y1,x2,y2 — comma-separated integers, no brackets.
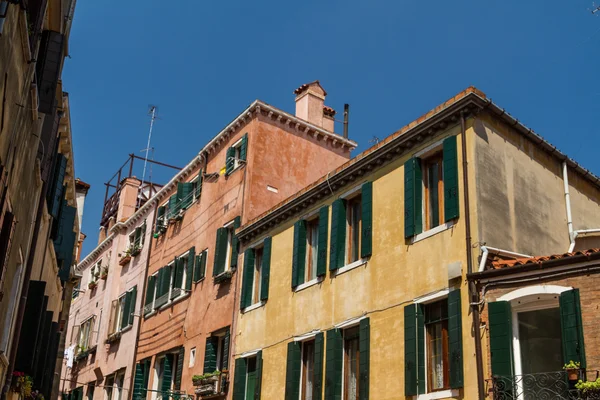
133,82,356,400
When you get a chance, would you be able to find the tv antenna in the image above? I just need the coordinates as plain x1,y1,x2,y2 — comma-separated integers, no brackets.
137,105,158,208
591,3,600,14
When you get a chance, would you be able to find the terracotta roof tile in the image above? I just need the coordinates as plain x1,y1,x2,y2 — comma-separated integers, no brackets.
293,80,327,96
323,105,336,116
491,248,600,269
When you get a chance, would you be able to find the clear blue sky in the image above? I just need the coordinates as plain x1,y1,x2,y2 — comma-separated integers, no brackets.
65,0,600,256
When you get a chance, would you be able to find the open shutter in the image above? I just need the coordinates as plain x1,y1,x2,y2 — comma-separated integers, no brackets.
404,304,417,396
108,299,117,335
225,147,236,175
359,318,370,400
314,332,324,400
155,206,166,233
317,206,329,277
560,288,586,367
489,301,514,397
128,286,137,326
329,199,346,272
240,249,255,309
194,254,202,282
154,267,168,308
213,227,227,276
134,227,142,247
161,354,173,394
141,222,147,245
240,134,248,162
325,328,343,400
448,289,463,388
174,347,185,391
168,195,178,219
172,258,183,300
260,237,272,301
255,350,263,400
231,216,241,269
360,182,373,258
132,363,145,400
443,135,459,222
223,327,230,370
47,154,66,219
404,158,423,238
185,247,195,290
144,275,155,315
285,342,301,400
233,358,247,400
292,220,307,288
121,290,133,330
180,182,194,209
204,336,218,373
417,304,425,394
194,169,203,199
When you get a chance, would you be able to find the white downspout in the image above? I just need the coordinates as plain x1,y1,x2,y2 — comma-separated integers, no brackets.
478,246,531,272
563,161,575,249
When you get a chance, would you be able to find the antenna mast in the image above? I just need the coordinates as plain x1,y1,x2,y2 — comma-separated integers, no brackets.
138,105,157,208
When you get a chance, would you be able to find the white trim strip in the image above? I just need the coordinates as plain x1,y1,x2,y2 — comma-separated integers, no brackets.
498,285,572,302
335,258,367,276
335,315,366,329
242,301,265,314
294,277,324,292
412,221,455,244
240,349,261,358
294,330,321,342
416,389,459,400
414,288,450,304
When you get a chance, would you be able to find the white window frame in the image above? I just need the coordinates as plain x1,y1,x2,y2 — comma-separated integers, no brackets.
171,251,190,300
112,293,127,333
305,216,319,283
190,175,201,202
115,370,125,400
104,375,114,400
152,357,163,400
78,316,95,351
230,137,245,172
189,347,196,368
223,219,236,273
334,185,369,275
214,331,227,371
297,336,318,400
146,271,159,316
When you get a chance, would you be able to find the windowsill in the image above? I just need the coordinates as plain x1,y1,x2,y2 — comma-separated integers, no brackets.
226,165,243,177
193,277,205,284
144,310,157,319
411,221,455,244
158,292,190,311
335,258,368,276
242,301,265,314
416,389,459,400
120,325,132,334
294,276,324,292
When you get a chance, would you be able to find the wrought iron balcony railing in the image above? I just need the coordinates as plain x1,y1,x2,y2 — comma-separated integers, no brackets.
489,370,600,400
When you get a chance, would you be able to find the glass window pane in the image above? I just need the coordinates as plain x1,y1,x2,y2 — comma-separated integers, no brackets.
518,307,563,374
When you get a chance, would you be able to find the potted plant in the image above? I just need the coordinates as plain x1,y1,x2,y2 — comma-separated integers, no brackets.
88,281,98,290
563,360,581,381
100,267,108,280
576,377,600,399
192,370,221,386
130,244,141,257
119,250,132,266
11,372,33,398
214,270,233,284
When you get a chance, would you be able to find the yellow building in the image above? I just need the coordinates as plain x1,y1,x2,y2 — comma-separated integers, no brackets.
231,87,600,400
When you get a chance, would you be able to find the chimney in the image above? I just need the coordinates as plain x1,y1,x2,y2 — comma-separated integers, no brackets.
294,80,334,130
116,177,141,222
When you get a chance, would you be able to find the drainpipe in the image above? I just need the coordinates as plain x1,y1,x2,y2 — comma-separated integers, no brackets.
478,246,531,273
568,229,600,253
460,111,486,399
563,161,575,250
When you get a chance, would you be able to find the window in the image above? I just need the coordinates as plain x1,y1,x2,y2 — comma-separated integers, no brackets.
191,173,203,202
193,249,208,282
225,134,248,176
111,295,126,334
232,352,263,400
86,383,94,400
144,272,158,315
90,261,101,283
301,341,315,400
109,286,137,335
189,348,196,368
305,218,319,283
423,153,444,231
154,351,184,399
128,221,146,252
292,207,328,288
145,248,193,315
252,246,263,305
224,226,235,272
204,327,230,373
343,327,360,400
214,218,240,278
78,317,94,352
240,238,272,310
345,195,362,265
115,371,125,400
104,376,114,400
0,2,8,35
424,299,449,391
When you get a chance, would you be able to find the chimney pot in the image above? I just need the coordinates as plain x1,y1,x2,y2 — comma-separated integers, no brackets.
294,80,328,129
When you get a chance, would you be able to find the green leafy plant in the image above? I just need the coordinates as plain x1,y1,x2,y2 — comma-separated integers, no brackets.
564,361,581,370
192,370,221,384
576,378,600,395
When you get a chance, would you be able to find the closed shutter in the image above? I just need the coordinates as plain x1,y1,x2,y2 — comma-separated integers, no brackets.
161,354,173,394
240,249,255,309
404,304,417,396
174,347,185,391
232,358,247,400
225,147,236,175
260,237,272,301
416,304,425,394
180,182,194,209
194,254,202,282
359,318,370,400
448,289,463,388
213,227,227,276
47,154,66,219
134,227,142,247
223,327,230,370
154,267,168,308
155,206,165,233
168,195,178,219
132,363,145,400
143,359,151,392
204,336,218,373
176,183,185,212
172,258,183,300
360,182,373,258
404,158,423,238
317,206,329,277
324,328,342,400
285,342,301,400
314,332,324,400
231,216,241,269
488,300,514,397
292,220,307,288
443,135,459,222
255,351,263,400
560,289,586,367
329,199,346,272
240,134,248,162
144,275,156,315
122,290,132,330
128,286,137,326
141,222,147,245
185,247,195,290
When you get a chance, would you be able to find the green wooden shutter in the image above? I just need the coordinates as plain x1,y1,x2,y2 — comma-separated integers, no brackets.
360,182,373,258
155,206,166,233
162,354,173,394
134,227,142,247
325,328,343,400
404,304,417,396
204,336,218,373
122,290,133,330
143,359,151,393
231,216,241,269
132,363,145,400
285,342,301,400
155,267,170,308
185,247,195,290
213,227,228,276
195,169,203,199
174,347,185,391
488,300,514,397
317,206,329,277
232,358,247,400
193,254,202,283
180,182,194,209
223,327,230,371
172,258,183,300
359,318,370,400
144,275,156,315
225,147,236,175
240,134,248,162
314,332,324,400
404,158,423,238
448,289,463,388
201,250,207,279
443,135,460,222
329,199,346,272
168,194,178,219
260,237,272,301
416,304,425,394
128,285,137,326
241,248,255,309
255,351,263,400
560,289,586,367
48,154,67,219
292,220,307,288
141,221,147,244
176,183,185,211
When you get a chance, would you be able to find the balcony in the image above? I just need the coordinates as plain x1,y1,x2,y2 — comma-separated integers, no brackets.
489,370,600,399
193,371,229,398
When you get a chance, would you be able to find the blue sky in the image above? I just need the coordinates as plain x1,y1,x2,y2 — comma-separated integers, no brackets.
65,0,600,256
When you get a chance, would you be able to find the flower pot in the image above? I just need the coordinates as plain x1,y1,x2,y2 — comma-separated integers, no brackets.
131,248,141,257
100,273,108,280
567,368,579,381
88,282,97,290
119,255,131,266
